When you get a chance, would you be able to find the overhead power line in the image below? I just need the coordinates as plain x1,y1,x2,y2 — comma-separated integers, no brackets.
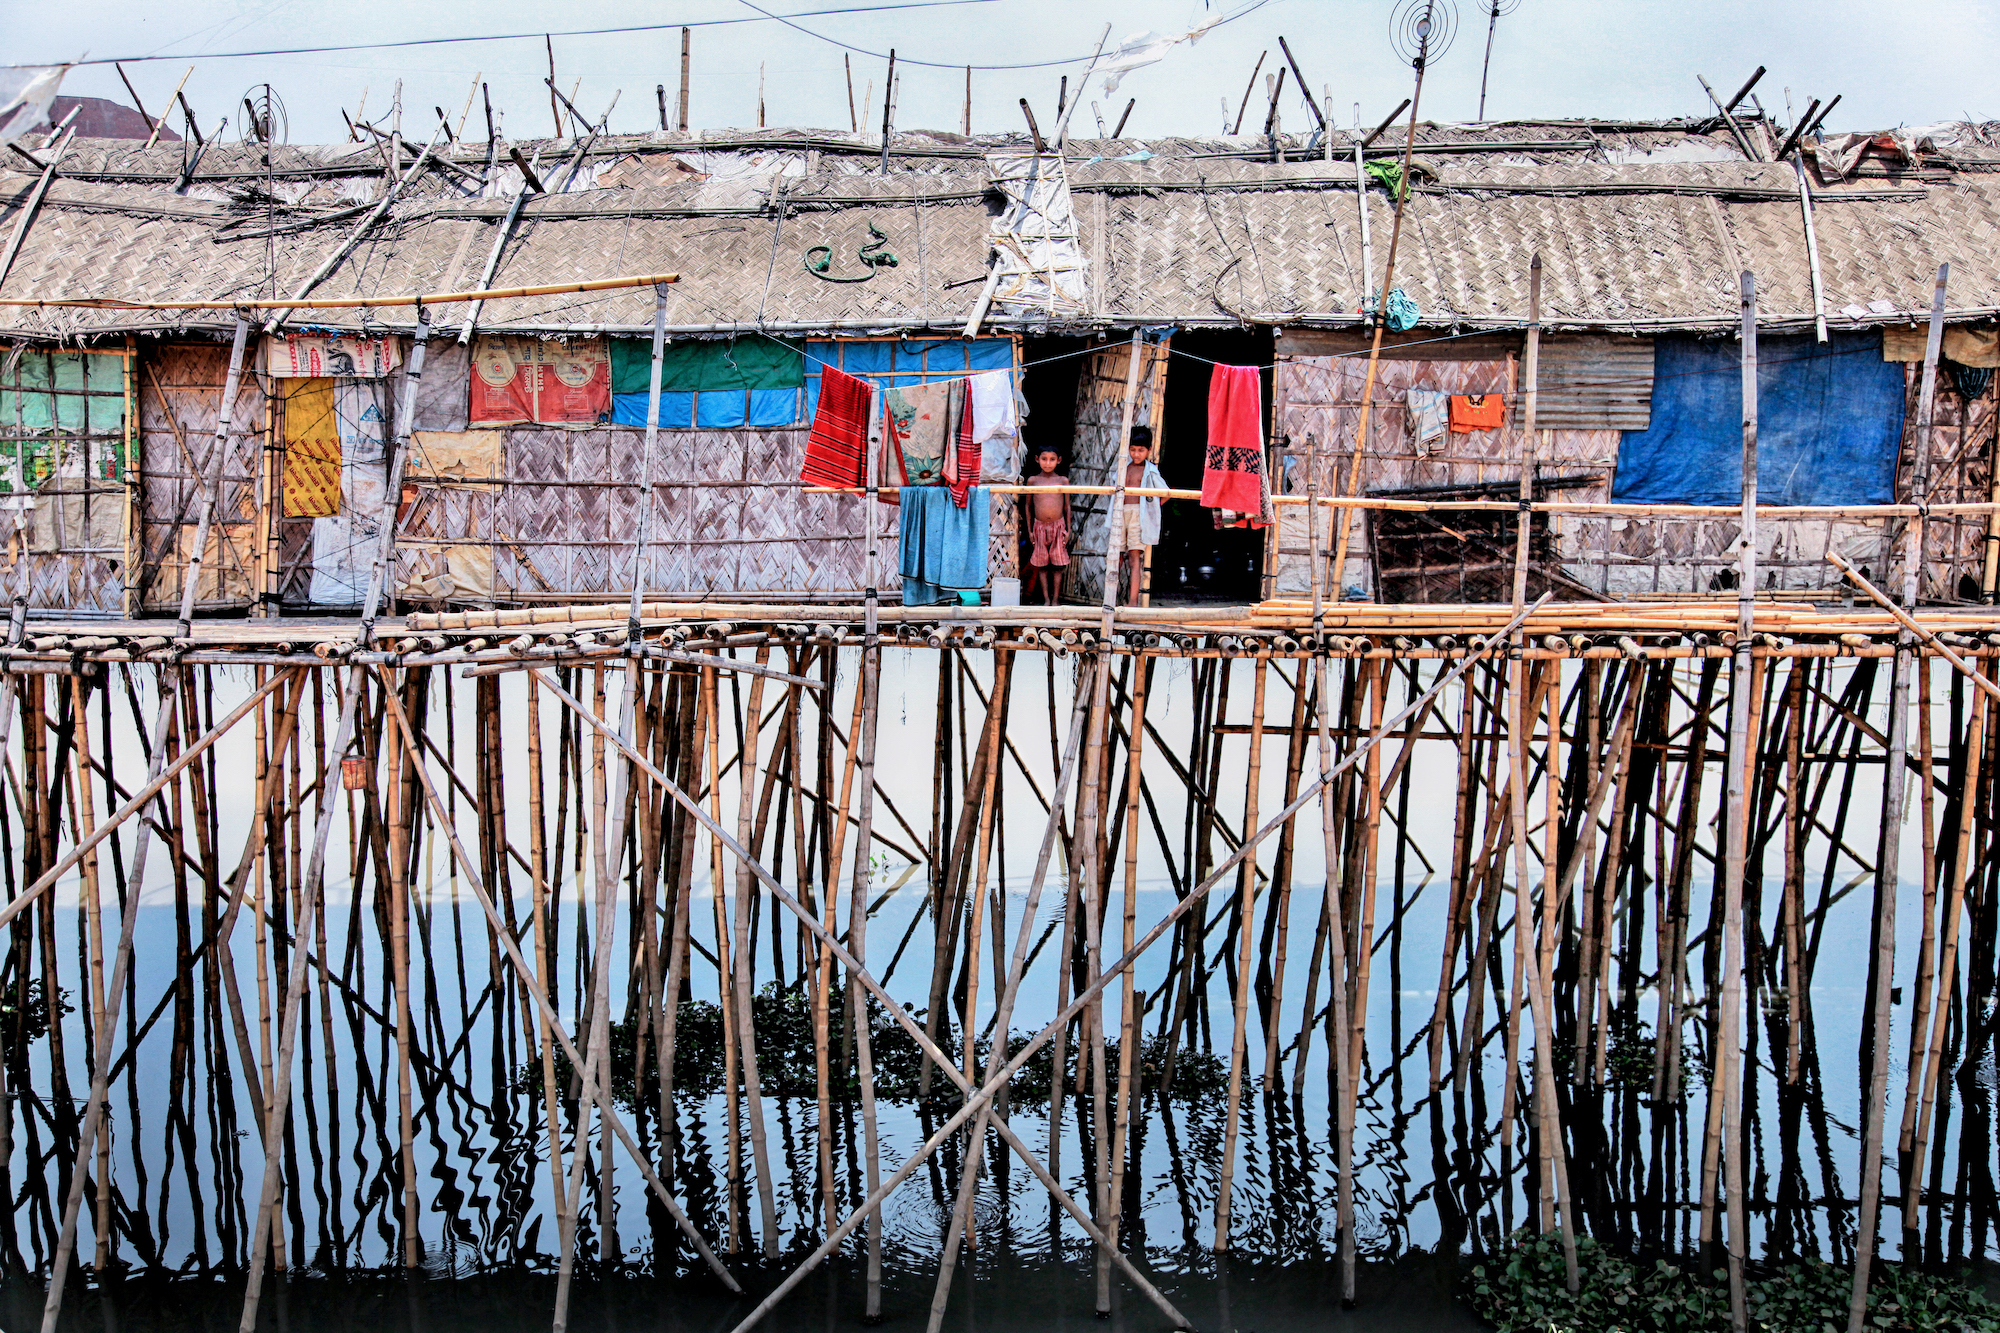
37,0,999,69
730,0,1277,71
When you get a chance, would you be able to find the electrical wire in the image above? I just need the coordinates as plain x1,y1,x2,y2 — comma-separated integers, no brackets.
730,0,1277,71
48,1,1003,68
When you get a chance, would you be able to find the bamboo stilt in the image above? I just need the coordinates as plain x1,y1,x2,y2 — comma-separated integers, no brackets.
731,648,781,1258
525,676,571,1255
720,615,1536,1333
924,673,1094,1333
540,660,1199,1332
1847,262,1945,1333
1903,659,1986,1229
1213,657,1267,1251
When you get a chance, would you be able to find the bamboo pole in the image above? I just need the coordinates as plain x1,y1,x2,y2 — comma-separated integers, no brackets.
371,670,741,1292
1427,666,1479,1091
719,606,1543,1333
1506,655,1578,1286
1848,262,1946,1333
706,667,744,1254
811,656,857,1236
0,272,680,311
1902,659,1984,1231
1344,660,1387,1105
730,648,781,1257
524,676,572,1254
68,680,111,1272
1260,671,1311,1083
835,367,889,1305
1213,657,1267,1251
1715,270,1760,1333
384,672,421,1266
1512,255,1543,608
1105,655,1147,1249
626,285,671,642
1311,648,1359,1301
1781,661,1806,1085
1899,666,1940,1195
249,674,281,1266
1328,40,1430,598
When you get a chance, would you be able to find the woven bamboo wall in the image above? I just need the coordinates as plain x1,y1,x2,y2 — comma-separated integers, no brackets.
136,343,265,613
1271,353,1616,599
1903,359,1998,601
1269,351,1971,601
394,425,893,606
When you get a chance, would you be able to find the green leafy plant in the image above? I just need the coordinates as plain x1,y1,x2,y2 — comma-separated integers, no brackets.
0,979,71,1061
1468,1231,2000,1333
1549,1011,1702,1098
512,982,1233,1111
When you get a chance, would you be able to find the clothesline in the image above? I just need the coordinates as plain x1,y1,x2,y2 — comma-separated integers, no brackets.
800,484,2000,521
804,484,1199,497
777,322,1531,386
656,275,1538,389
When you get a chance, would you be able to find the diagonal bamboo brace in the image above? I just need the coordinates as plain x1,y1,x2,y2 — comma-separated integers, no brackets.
529,665,1192,1328
531,596,1546,1332
373,668,742,1293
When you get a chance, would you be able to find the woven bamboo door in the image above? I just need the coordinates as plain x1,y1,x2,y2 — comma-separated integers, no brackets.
1066,337,1169,603
135,344,266,613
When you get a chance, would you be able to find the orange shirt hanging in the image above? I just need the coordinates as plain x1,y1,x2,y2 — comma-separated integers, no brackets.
1448,393,1505,433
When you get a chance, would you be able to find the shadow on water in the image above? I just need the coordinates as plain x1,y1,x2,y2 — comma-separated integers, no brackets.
5,1246,1484,1333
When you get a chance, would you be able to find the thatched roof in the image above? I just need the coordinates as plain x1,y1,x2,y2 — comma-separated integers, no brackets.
3,117,1997,342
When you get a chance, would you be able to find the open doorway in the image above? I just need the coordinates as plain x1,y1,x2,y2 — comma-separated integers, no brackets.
1017,329,1274,606
1151,328,1273,604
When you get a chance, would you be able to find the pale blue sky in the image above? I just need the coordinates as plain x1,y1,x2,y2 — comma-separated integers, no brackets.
7,0,1995,146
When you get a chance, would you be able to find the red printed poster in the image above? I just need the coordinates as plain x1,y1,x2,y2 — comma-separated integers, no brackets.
469,337,610,426
537,341,611,424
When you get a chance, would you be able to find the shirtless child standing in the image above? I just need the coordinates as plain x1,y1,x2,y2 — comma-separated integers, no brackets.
1022,447,1071,605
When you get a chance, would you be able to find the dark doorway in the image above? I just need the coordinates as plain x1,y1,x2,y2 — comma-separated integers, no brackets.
1018,329,1273,606
1019,335,1091,463
1152,328,1273,603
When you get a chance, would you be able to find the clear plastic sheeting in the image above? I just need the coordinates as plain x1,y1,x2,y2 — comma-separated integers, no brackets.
309,380,390,606
981,152,1089,321
0,348,128,611
0,65,64,146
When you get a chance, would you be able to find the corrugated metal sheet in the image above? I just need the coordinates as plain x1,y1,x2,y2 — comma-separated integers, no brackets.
1511,336,1654,430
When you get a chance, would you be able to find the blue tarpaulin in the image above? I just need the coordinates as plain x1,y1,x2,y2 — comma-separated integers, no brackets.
1611,332,1905,506
607,335,805,428
609,388,800,428
805,337,1014,418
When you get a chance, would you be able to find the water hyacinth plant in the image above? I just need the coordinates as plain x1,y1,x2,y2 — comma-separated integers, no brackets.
1468,1232,2000,1333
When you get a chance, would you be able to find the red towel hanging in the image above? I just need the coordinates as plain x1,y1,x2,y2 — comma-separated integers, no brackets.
1201,364,1266,519
799,367,874,487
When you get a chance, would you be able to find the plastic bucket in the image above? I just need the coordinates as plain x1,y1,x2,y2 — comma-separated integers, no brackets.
989,576,1021,607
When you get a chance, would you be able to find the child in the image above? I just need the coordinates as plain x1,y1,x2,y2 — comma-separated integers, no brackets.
1022,447,1071,605
1114,427,1167,605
